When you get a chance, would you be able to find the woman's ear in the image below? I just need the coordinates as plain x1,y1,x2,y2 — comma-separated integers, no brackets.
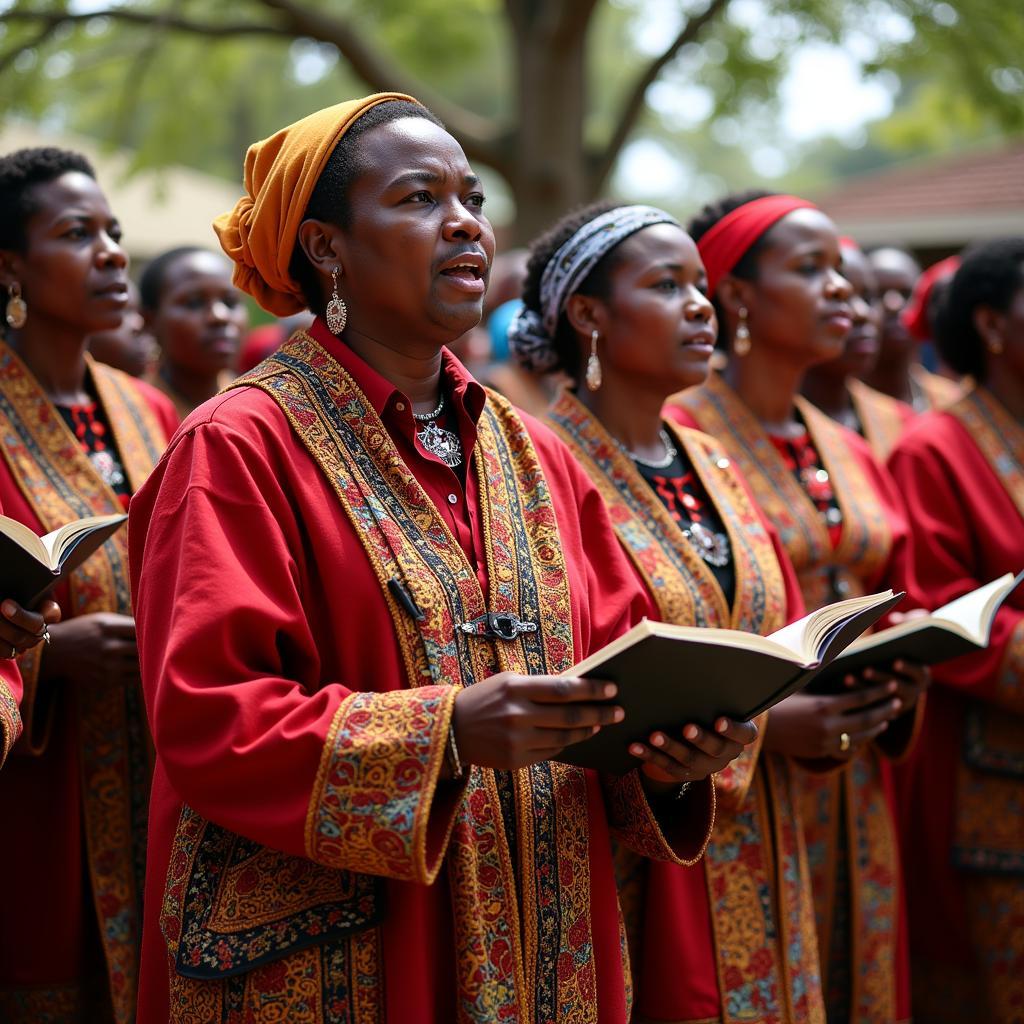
973,304,1006,356
296,219,345,279
716,275,754,322
564,293,606,338
0,250,21,291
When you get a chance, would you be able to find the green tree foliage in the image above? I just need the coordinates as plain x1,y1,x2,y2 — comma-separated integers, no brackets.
0,0,1021,240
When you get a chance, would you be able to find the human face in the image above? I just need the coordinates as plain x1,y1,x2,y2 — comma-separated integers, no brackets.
333,118,495,351
987,281,1024,386
88,284,157,377
742,208,853,368
867,248,920,363
1,171,128,335
835,244,881,377
148,251,247,376
594,224,716,395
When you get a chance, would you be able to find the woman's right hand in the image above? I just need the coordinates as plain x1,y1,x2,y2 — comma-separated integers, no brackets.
452,673,624,771
39,613,140,688
763,680,903,760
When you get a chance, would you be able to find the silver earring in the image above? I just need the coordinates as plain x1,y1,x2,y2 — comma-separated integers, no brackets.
734,307,751,357
325,267,348,335
585,329,602,391
4,282,27,330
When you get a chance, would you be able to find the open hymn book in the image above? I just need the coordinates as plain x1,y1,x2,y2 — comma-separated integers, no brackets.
556,589,904,775
0,512,128,608
810,570,1024,690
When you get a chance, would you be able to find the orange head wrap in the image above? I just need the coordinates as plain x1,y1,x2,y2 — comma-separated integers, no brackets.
213,92,421,316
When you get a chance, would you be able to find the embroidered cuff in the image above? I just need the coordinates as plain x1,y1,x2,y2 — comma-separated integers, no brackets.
0,677,21,767
304,685,466,884
603,770,715,865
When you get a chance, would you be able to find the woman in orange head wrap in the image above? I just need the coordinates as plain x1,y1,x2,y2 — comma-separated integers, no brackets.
129,94,760,1024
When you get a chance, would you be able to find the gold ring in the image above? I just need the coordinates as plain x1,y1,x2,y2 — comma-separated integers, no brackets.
839,731,851,753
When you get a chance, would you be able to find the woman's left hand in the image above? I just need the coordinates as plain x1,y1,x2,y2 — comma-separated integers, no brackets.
631,717,759,795
0,598,61,658
858,659,931,712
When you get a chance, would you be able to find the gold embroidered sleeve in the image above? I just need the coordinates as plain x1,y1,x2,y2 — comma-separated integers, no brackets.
603,771,716,865
0,674,21,767
304,685,467,884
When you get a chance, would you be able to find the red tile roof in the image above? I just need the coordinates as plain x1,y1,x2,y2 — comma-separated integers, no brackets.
817,141,1024,220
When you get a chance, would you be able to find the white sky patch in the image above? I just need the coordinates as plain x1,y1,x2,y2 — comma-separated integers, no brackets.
614,138,689,197
780,43,896,141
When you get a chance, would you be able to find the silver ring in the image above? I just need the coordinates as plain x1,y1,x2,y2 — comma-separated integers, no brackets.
37,625,50,646
839,731,851,754
7,645,15,660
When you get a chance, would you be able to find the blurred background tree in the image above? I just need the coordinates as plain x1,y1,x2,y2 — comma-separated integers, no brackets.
1,0,1021,242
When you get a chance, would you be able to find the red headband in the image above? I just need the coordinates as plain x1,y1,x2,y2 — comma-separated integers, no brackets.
698,194,818,296
901,255,960,341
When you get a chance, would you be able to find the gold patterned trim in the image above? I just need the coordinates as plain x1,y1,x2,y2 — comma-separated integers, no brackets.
0,674,21,767
847,378,910,462
304,686,460,884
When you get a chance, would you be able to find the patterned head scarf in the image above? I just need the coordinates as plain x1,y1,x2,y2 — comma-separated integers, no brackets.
509,204,680,372
213,92,420,316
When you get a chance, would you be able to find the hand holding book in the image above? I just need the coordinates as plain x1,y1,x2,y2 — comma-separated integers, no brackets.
0,596,61,658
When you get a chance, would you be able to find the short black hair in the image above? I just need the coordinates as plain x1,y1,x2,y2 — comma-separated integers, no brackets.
138,246,206,311
934,237,1024,381
687,189,775,345
288,100,445,315
0,147,95,253
519,199,626,376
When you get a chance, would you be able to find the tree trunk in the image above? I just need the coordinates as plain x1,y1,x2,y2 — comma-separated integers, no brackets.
507,8,591,245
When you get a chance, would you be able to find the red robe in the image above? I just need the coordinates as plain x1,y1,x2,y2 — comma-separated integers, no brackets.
129,321,717,1024
0,346,177,1023
546,390,826,1024
667,377,920,1024
887,386,1024,1023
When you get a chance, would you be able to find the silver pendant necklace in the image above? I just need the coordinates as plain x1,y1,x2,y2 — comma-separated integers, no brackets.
626,428,678,470
413,393,463,469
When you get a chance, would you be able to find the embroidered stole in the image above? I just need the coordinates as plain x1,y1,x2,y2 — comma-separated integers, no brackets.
546,391,824,1024
673,376,901,1023
0,341,165,1024
947,386,1024,873
847,378,909,462
222,333,593,1022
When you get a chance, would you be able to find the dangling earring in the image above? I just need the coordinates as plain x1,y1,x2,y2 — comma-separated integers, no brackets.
585,329,602,391
325,267,348,335
986,335,1005,356
733,306,751,357
4,282,27,330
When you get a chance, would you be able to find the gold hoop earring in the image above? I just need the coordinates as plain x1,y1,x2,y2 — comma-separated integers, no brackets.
585,329,602,391
734,306,751,357
5,282,27,330
325,267,348,335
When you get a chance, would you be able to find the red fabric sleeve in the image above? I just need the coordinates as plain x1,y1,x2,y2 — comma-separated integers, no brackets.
130,411,465,884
